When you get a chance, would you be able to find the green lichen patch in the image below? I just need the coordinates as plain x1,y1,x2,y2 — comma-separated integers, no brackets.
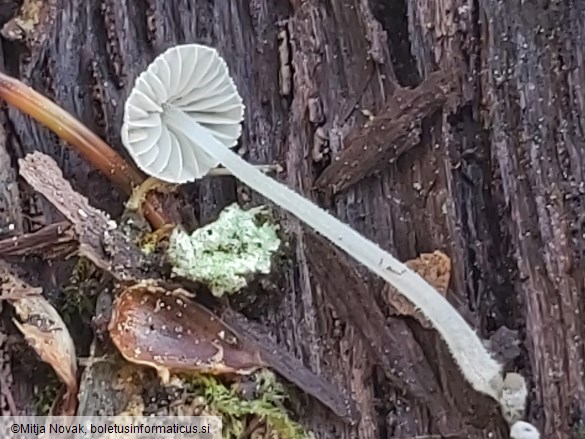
167,204,281,297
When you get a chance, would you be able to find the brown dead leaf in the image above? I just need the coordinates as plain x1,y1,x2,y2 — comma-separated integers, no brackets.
11,297,78,391
384,250,452,328
11,296,78,415
109,280,357,422
0,263,78,415
108,280,262,383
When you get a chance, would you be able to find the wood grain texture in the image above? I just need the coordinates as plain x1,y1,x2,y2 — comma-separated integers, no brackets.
1,0,584,438
478,1,585,436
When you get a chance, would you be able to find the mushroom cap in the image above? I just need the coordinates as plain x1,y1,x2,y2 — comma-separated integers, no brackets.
121,44,245,183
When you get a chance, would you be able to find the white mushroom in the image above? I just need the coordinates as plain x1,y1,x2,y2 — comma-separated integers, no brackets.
121,44,244,183
510,421,540,439
121,44,509,403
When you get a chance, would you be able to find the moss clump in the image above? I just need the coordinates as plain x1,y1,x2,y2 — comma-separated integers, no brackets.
34,374,60,415
186,371,309,439
167,204,281,297
60,258,96,324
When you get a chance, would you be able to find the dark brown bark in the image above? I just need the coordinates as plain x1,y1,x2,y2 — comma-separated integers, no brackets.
18,152,156,282
314,70,458,195
1,0,584,438
0,221,74,258
18,151,357,422
477,1,585,436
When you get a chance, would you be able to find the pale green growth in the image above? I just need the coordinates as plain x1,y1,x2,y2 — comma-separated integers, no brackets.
187,371,310,439
167,204,281,297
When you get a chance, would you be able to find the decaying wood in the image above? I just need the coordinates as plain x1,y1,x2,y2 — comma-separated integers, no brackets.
2,0,585,438
484,326,522,370
305,231,503,436
0,328,17,416
315,71,457,195
18,152,156,282
76,349,138,417
478,1,585,435
10,296,78,405
0,123,23,237
0,221,75,258
385,250,451,329
0,261,42,301
0,91,22,418
0,0,22,29
111,282,358,422
223,307,358,423
17,151,355,422
0,261,78,415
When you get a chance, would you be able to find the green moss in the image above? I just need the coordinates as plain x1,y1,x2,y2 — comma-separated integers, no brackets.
186,371,309,439
60,257,96,324
167,204,281,297
34,374,60,415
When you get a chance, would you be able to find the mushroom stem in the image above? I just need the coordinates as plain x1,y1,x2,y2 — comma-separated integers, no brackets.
0,72,170,229
208,164,281,176
166,108,504,401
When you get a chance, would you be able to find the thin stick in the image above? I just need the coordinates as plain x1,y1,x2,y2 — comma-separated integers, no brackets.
0,72,169,229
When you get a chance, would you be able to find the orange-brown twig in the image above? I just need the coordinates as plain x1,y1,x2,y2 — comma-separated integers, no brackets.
0,71,169,228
